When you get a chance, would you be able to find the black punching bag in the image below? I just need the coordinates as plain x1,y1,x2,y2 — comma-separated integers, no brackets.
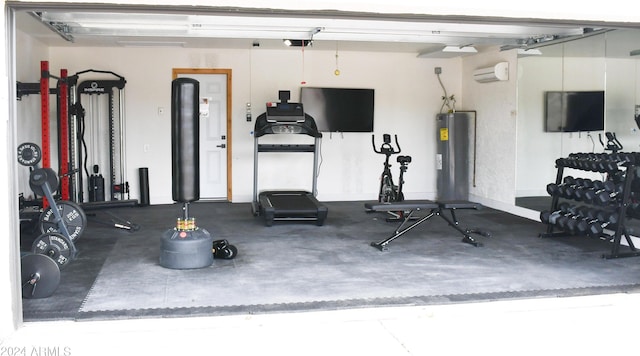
171,78,200,203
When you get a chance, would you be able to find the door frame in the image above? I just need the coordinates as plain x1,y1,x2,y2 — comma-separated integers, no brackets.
172,68,232,201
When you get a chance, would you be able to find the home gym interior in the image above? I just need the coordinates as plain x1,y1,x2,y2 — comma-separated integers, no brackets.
11,5,640,326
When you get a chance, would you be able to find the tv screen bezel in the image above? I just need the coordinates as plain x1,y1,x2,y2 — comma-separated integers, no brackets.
300,87,375,133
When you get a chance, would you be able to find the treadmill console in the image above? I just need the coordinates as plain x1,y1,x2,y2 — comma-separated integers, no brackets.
265,102,306,123
254,90,321,138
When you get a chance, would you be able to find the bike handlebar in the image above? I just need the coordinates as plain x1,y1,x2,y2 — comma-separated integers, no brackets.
372,134,401,155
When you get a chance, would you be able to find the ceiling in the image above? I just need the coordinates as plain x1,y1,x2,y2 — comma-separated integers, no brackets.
13,6,627,57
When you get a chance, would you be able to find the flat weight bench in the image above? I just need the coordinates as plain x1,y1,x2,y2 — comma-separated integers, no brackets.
365,200,491,251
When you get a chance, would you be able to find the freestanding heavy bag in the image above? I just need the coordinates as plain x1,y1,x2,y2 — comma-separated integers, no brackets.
161,78,213,269
171,77,200,203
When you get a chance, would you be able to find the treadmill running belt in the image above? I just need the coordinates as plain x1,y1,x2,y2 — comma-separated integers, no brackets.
258,191,328,226
266,193,319,212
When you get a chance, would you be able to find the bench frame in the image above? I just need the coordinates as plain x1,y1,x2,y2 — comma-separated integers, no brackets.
365,200,491,251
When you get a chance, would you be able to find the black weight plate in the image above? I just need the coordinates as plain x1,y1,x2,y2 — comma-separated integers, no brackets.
21,253,61,299
223,245,238,259
39,200,87,241
29,168,58,197
17,142,42,167
31,232,73,269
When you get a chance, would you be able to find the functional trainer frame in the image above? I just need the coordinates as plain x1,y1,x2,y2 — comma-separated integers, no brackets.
71,69,129,204
365,200,490,251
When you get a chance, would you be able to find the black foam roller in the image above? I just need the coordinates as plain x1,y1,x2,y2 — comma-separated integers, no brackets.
139,167,150,206
171,78,200,203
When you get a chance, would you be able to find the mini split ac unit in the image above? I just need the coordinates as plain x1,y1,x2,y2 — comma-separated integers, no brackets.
473,62,509,83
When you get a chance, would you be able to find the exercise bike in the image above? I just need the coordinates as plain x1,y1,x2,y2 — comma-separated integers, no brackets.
372,134,411,204
599,132,623,153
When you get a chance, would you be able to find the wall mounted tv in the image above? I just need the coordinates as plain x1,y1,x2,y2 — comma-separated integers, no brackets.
300,87,375,132
544,90,605,132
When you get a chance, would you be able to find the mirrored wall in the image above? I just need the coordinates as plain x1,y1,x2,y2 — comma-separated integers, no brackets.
515,29,640,211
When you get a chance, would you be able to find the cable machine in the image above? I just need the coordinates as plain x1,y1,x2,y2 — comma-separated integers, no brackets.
17,62,139,232
69,70,137,208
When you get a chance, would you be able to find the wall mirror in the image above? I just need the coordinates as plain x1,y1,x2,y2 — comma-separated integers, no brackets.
515,29,640,212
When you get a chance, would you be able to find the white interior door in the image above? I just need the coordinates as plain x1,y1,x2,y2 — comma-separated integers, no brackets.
178,73,228,199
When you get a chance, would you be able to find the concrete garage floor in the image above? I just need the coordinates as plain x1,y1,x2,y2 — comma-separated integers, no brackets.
19,200,640,322
12,200,640,355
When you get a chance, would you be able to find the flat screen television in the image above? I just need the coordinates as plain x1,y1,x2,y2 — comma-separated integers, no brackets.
300,87,375,132
544,90,605,132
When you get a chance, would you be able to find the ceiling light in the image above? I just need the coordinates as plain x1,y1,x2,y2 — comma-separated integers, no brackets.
116,40,186,47
517,48,543,57
283,39,312,47
417,45,477,58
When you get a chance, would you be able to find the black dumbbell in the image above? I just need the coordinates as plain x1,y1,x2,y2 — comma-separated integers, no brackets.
564,178,594,199
555,213,581,232
583,181,623,205
547,176,586,198
540,202,572,224
547,176,573,196
595,160,619,173
596,209,619,224
586,219,610,236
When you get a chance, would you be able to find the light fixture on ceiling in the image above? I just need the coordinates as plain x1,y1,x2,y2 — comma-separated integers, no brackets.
283,27,321,47
517,48,542,57
417,45,478,58
630,49,640,56
283,39,313,47
116,40,186,47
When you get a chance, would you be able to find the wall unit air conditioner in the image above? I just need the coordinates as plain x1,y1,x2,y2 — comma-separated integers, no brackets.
473,62,509,83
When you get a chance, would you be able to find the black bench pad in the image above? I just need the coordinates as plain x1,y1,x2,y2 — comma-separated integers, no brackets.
438,200,482,210
364,200,439,212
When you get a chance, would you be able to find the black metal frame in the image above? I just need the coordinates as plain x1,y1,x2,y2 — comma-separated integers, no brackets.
540,154,640,259
366,200,490,251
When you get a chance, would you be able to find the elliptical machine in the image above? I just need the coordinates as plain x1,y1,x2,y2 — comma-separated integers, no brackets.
371,134,411,203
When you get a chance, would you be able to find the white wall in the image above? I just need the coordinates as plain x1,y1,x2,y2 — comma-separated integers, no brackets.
12,45,465,205
462,50,519,207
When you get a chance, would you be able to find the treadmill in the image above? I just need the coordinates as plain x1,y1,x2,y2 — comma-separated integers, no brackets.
251,90,328,226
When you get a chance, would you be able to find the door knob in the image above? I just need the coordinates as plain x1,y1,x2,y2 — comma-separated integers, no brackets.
216,144,226,148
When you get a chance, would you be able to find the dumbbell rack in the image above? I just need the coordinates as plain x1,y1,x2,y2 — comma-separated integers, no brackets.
540,152,640,259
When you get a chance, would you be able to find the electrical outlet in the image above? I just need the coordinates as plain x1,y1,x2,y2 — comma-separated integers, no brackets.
434,67,442,74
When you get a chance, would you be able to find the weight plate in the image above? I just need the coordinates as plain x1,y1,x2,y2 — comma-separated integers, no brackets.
17,142,42,167
29,168,58,197
21,253,61,299
31,232,73,269
220,244,238,259
39,200,87,241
